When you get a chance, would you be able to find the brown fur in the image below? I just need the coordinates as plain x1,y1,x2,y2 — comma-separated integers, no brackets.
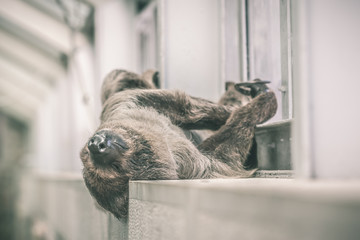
218,82,252,107
80,70,277,220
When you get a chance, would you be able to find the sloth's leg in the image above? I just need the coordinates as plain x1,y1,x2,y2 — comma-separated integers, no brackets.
198,91,277,168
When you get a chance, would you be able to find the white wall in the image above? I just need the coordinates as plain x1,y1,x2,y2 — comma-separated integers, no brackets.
32,44,97,172
292,0,360,178
68,45,97,171
95,0,137,82
159,0,222,101
94,0,223,101
33,0,140,173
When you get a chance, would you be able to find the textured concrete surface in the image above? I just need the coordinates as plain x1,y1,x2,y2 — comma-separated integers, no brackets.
18,173,360,240
129,179,360,240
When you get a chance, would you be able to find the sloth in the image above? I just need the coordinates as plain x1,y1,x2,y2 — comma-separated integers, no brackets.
80,69,277,220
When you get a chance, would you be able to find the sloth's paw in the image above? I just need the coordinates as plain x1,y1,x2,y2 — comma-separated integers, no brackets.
234,79,270,98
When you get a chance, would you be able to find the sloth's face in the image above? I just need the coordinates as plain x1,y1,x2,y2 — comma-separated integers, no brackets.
86,129,129,166
80,128,131,219
80,128,133,182
80,126,176,220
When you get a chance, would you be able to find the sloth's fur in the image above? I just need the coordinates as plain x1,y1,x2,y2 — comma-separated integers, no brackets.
80,69,277,220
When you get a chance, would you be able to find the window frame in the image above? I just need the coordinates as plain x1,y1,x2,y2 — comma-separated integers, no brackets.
222,0,294,171
135,1,159,75
142,0,294,172
237,0,293,121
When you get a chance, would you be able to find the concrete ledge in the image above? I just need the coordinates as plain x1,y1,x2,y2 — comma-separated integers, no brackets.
129,178,360,240
18,172,360,240
254,170,293,178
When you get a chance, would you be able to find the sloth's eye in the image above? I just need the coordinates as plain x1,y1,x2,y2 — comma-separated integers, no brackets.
112,137,128,150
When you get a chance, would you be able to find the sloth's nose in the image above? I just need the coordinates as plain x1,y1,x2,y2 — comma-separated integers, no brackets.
88,135,108,154
87,130,128,165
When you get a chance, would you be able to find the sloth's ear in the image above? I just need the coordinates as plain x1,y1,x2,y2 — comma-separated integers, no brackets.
225,81,235,91
152,71,160,89
142,69,160,89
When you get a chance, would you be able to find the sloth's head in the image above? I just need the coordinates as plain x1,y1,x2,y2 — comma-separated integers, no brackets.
81,127,158,179
80,126,177,220
80,128,132,220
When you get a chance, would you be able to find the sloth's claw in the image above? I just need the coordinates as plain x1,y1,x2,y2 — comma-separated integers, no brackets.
234,79,271,98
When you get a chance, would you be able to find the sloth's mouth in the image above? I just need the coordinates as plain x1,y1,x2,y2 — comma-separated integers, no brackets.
87,130,128,166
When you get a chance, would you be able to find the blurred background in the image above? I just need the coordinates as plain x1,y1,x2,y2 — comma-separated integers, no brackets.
1,0,360,239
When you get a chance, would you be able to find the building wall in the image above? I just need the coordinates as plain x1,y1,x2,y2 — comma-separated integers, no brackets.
7,0,360,239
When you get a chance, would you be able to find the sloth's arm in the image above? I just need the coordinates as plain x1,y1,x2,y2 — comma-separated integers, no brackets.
133,90,233,130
